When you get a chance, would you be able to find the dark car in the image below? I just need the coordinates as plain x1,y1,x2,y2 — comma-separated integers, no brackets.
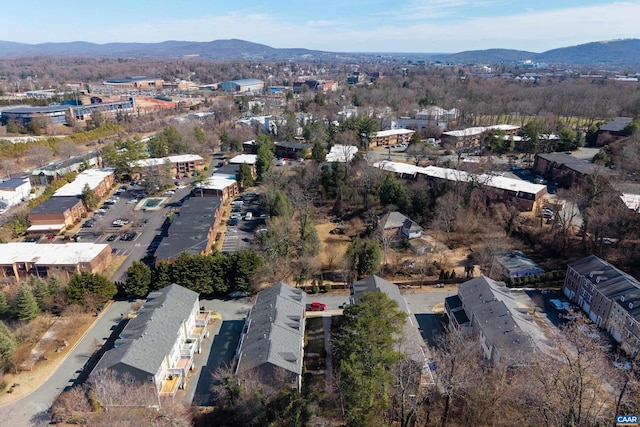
107,234,119,242
228,218,238,226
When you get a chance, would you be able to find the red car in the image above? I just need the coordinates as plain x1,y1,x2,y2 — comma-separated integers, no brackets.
306,302,326,311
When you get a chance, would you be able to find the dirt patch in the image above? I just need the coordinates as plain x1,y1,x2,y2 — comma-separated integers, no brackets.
316,222,351,271
0,315,96,404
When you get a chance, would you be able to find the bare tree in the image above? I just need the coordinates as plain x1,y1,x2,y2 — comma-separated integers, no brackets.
26,144,53,167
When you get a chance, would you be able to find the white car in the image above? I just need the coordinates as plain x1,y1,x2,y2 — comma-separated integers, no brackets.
127,199,138,204
177,185,187,190
164,190,176,196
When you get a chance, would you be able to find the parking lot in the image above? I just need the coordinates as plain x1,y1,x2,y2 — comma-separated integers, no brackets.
73,183,193,280
220,192,266,254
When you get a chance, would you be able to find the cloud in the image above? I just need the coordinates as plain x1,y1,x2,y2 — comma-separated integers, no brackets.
398,0,504,20
5,1,640,54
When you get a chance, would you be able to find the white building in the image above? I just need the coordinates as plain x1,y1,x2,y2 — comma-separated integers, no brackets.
0,177,32,209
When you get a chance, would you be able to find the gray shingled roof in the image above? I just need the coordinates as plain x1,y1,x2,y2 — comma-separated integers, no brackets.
93,284,199,379
458,276,537,360
236,283,306,376
535,153,603,176
30,196,82,215
599,117,633,132
154,197,220,261
569,255,640,319
382,211,408,230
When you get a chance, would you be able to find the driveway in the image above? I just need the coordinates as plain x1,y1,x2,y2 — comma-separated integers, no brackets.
0,300,136,426
183,297,254,406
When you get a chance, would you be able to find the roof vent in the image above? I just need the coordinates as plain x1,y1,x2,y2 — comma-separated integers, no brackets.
630,303,635,310
622,295,626,302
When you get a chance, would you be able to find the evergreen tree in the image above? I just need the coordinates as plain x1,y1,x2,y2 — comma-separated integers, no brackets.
0,320,17,371
66,272,117,305
16,285,39,321
334,291,405,426
153,261,173,290
48,276,62,295
0,290,8,317
124,261,152,297
311,141,327,163
32,278,50,308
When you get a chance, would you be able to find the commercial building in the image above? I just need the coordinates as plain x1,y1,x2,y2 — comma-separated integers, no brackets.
274,141,312,160
154,197,221,264
53,168,115,199
596,117,633,146
292,79,337,94
373,160,547,212
372,129,415,148
131,154,204,178
27,196,85,233
193,174,239,201
0,242,111,282
533,153,613,188
93,284,212,399
445,276,537,365
441,125,520,148
563,256,640,357
396,106,459,131
0,99,134,126
235,283,306,390
0,177,32,209
31,152,102,186
104,76,164,90
218,79,264,93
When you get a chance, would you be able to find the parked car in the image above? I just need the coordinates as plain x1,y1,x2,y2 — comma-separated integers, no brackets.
227,291,250,299
306,302,326,311
245,212,253,220
164,190,176,196
228,218,238,226
120,232,137,241
107,234,119,242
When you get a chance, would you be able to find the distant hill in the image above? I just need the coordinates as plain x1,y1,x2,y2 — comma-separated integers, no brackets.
0,38,639,67
432,48,536,64
536,39,640,66
433,39,640,67
0,38,329,60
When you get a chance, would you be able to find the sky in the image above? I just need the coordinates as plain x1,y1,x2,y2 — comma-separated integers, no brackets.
1,0,639,53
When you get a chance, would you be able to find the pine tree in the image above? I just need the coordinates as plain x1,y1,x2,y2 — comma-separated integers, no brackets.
16,285,39,322
0,320,17,371
32,278,50,308
0,290,8,317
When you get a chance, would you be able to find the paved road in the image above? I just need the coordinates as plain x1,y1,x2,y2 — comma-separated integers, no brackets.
0,300,136,426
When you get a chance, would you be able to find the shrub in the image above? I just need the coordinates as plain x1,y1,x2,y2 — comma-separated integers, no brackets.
312,283,319,294
324,283,332,293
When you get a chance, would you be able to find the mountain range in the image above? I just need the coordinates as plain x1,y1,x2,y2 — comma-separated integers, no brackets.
0,38,639,67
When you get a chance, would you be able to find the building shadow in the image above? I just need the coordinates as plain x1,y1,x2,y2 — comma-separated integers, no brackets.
190,319,244,406
414,313,446,347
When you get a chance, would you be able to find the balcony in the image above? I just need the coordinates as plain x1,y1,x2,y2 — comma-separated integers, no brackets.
160,369,184,397
196,310,212,327
180,341,197,359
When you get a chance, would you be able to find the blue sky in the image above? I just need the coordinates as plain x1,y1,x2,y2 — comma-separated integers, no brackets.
1,0,639,53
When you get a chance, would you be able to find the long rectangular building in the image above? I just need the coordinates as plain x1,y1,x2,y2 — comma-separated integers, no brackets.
93,284,211,398
235,283,306,390
373,160,547,212
563,255,640,357
0,242,111,282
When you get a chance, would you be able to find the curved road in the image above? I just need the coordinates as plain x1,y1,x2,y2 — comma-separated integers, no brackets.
0,300,134,426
